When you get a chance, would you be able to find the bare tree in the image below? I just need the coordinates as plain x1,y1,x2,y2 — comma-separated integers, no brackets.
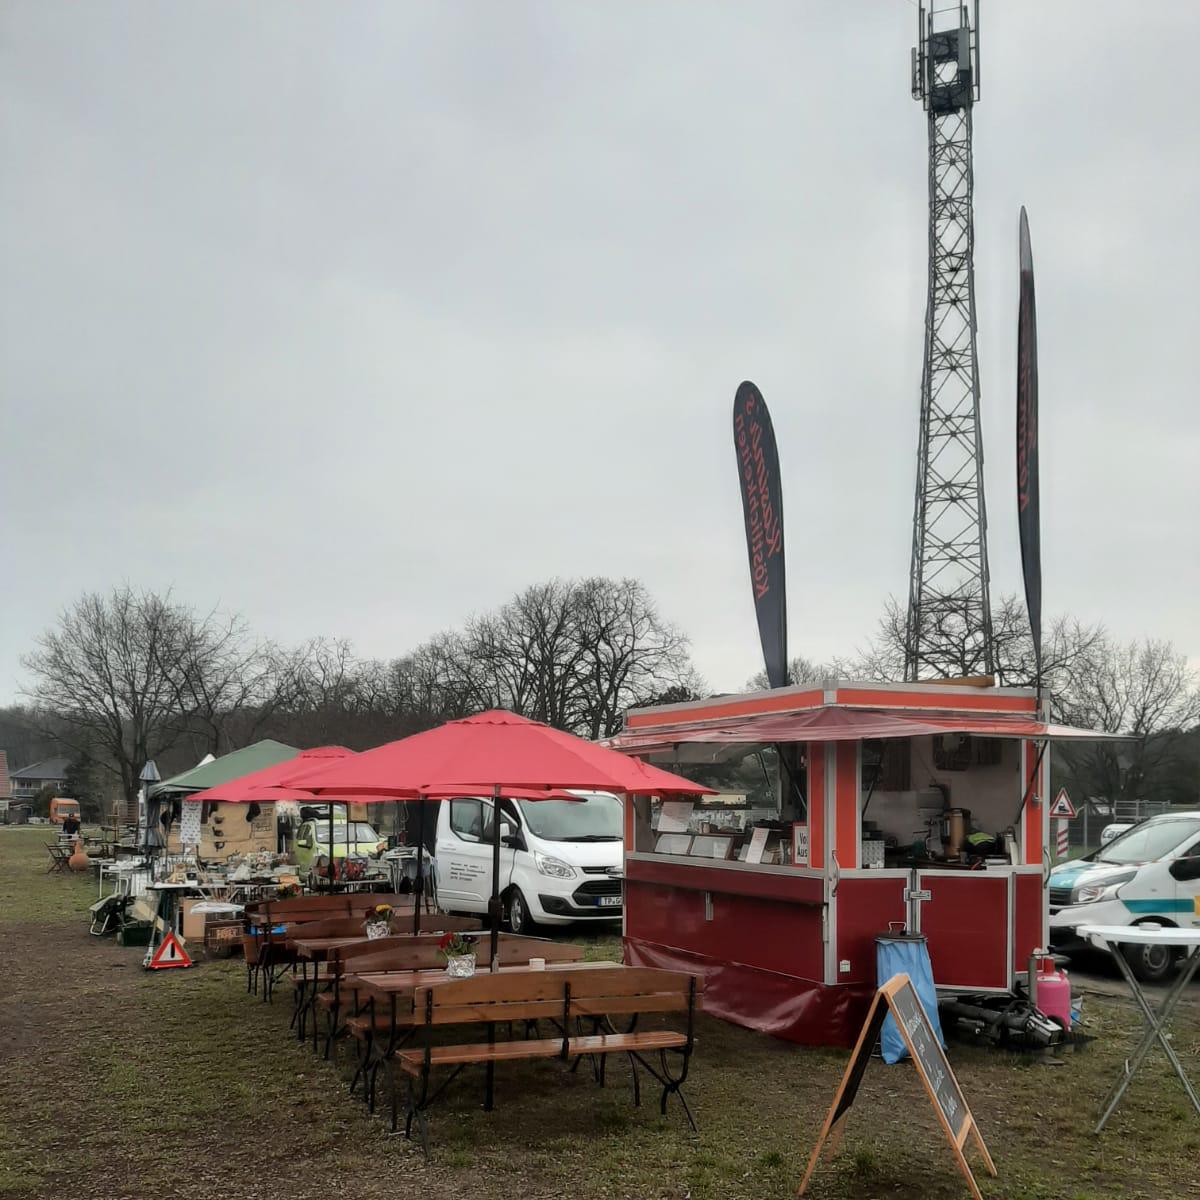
22,588,193,817
572,577,699,739
746,652,841,692
1056,639,1200,806
162,611,300,758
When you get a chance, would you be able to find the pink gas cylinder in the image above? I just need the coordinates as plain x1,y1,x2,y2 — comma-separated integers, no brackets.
1029,952,1073,1028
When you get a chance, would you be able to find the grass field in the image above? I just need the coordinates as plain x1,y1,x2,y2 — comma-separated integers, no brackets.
1,826,1197,1200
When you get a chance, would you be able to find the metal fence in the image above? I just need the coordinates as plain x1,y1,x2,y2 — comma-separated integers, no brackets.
1062,797,1173,851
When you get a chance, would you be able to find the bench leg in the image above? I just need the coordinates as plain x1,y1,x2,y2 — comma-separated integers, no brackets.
629,1049,698,1134
323,1002,340,1060
349,1033,371,1098
404,1076,431,1156
627,1053,642,1108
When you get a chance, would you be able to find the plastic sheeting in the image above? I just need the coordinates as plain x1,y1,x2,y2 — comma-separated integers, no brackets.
625,936,874,1048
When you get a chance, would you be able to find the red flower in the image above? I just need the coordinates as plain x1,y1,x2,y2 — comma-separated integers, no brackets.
438,932,454,950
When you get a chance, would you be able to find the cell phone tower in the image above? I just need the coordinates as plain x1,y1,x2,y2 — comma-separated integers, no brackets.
904,1,994,680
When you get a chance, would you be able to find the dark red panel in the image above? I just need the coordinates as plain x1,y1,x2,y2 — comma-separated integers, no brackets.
625,936,872,1048
1013,871,1045,970
626,879,825,981
625,856,824,906
919,873,1010,990
835,877,909,984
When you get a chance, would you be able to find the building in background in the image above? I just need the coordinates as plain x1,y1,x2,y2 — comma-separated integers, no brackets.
9,756,70,803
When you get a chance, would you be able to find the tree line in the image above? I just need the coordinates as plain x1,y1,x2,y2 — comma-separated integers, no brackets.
7,582,1197,821
757,594,1200,812
10,579,700,818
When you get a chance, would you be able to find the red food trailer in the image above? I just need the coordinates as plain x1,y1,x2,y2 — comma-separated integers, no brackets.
608,679,1102,1047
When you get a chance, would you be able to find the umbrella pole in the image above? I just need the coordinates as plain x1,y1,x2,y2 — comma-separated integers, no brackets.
489,785,502,970
413,799,425,935
327,802,335,893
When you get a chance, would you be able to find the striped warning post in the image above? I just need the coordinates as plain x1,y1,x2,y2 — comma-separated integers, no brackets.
1056,818,1070,859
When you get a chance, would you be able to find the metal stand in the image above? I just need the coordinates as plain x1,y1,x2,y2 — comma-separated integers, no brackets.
1095,945,1200,1133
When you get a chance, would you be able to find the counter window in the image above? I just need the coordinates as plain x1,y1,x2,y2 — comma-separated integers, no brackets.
631,744,807,865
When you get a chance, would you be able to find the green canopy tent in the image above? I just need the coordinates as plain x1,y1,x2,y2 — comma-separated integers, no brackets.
146,740,299,851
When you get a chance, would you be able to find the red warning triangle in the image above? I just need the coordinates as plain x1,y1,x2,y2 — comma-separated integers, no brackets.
1048,789,1076,819
147,929,194,970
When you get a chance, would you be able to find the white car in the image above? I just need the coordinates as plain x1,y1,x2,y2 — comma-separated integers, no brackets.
1099,822,1133,846
1049,811,1200,982
434,792,623,934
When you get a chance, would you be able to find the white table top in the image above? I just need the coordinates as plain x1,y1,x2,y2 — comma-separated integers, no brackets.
1078,923,1200,948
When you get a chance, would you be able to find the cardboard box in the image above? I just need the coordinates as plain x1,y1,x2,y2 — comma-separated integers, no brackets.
181,898,207,943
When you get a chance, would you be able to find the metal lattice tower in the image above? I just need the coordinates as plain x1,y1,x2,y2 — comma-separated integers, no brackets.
904,1,994,681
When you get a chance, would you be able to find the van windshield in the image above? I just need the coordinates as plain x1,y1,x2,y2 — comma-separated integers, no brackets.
1095,817,1200,865
315,822,379,844
516,794,623,842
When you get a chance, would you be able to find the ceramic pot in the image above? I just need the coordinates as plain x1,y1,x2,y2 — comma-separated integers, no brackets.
68,838,90,872
364,921,390,940
446,954,476,978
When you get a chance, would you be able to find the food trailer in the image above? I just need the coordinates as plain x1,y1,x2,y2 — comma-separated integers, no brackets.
608,679,1100,1047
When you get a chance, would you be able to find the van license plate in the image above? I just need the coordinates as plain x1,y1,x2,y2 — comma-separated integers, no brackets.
597,896,622,907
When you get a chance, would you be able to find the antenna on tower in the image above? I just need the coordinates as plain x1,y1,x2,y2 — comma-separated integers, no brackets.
904,1,994,681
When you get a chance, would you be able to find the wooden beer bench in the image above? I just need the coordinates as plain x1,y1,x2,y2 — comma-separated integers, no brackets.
366,965,703,1147
334,937,585,1078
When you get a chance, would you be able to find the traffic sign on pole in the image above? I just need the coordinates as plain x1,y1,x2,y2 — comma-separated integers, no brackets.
1049,789,1077,820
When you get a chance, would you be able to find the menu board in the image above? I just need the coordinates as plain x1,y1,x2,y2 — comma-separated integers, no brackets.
745,827,769,864
657,801,693,834
889,975,968,1138
799,974,995,1200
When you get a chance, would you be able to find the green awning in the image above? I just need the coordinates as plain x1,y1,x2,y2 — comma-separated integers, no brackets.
150,739,299,797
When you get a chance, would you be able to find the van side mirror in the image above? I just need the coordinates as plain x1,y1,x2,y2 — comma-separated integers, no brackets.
1169,856,1200,882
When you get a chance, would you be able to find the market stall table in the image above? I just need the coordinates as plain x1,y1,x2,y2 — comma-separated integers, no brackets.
1078,923,1200,1132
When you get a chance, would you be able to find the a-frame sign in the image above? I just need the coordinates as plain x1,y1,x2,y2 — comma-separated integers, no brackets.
798,974,996,1200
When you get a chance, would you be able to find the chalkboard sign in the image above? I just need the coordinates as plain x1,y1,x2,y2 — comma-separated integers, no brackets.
799,974,995,1200
888,973,968,1139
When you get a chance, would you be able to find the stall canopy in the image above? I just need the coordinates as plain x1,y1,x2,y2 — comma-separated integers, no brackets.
282,710,719,798
282,709,714,964
603,706,1131,755
148,739,300,798
185,745,354,805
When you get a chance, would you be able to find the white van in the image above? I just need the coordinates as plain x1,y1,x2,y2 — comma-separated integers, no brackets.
433,792,624,935
1049,811,1200,982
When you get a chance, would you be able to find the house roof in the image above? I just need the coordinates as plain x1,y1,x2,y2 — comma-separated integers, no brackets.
10,756,71,781
149,740,299,797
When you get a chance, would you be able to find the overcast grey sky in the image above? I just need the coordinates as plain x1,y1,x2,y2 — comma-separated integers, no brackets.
2,1,1197,704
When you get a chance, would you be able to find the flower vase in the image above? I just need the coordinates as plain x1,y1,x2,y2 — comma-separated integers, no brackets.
364,921,390,940
446,953,476,978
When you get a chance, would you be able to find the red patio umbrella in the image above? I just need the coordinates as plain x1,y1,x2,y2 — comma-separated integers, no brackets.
188,747,387,893
282,711,714,964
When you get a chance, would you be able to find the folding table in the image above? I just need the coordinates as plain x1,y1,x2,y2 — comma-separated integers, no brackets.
1079,923,1200,1133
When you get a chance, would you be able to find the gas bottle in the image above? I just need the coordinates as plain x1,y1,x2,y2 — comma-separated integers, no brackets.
1033,955,1073,1029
